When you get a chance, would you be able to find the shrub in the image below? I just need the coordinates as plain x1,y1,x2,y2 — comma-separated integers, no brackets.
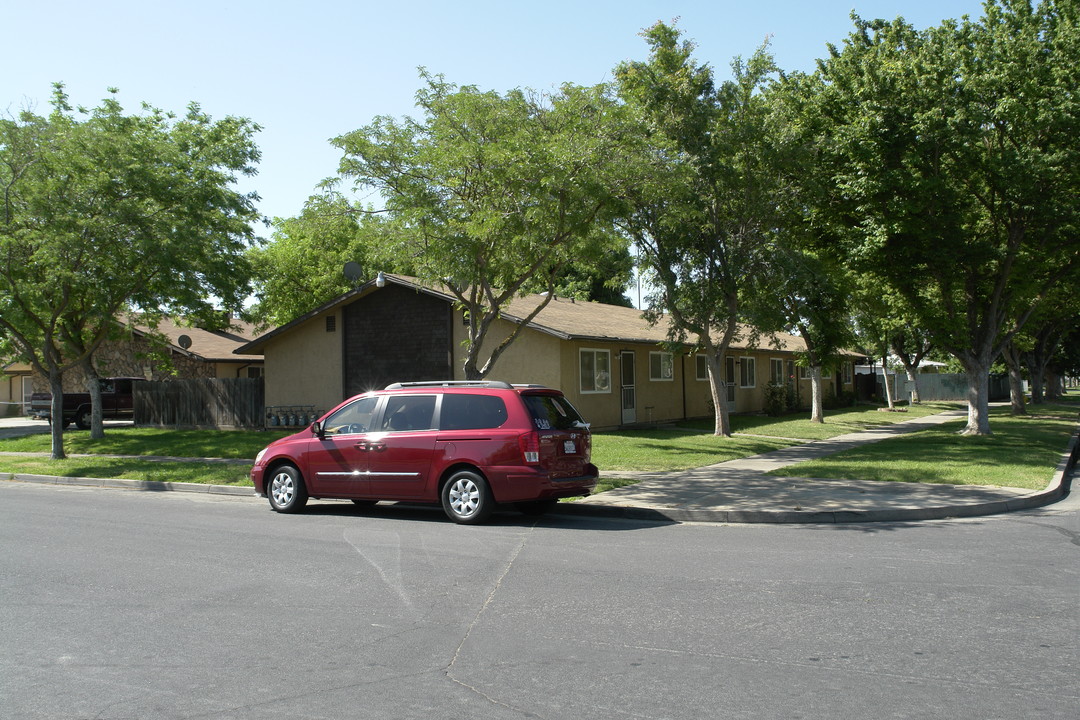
764,383,789,417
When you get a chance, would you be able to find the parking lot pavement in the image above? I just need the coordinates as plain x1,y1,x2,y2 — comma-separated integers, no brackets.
0,416,50,439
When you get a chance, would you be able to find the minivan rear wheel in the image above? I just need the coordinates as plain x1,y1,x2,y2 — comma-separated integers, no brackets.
441,470,493,524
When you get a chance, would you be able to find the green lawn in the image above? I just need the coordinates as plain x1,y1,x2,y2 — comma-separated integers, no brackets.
680,402,964,439
0,427,292,459
767,400,1079,490
592,402,965,472
0,426,289,487
0,455,253,486
591,429,799,471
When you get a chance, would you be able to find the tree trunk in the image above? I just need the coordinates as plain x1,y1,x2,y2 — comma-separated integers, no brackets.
1007,364,1026,415
1046,369,1063,400
903,366,921,404
1002,342,1026,416
809,365,824,423
48,367,66,460
83,359,105,439
705,352,732,437
1027,359,1045,404
959,356,993,435
881,355,896,410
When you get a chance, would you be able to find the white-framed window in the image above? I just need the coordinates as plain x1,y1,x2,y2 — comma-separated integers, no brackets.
579,349,612,394
770,358,784,385
739,357,756,388
843,362,853,384
695,354,709,381
650,351,674,381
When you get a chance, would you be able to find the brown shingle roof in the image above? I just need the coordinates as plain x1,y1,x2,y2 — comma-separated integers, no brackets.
240,273,828,356
129,317,263,362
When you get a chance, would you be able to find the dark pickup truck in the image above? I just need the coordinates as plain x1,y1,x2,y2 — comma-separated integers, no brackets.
29,377,143,429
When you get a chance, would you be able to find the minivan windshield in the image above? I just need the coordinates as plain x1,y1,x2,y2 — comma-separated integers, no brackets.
522,393,587,431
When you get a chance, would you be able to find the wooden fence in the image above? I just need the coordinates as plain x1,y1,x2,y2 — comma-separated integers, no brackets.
134,378,264,429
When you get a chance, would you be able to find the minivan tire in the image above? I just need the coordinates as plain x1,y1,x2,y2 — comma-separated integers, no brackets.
268,465,308,513
442,469,494,524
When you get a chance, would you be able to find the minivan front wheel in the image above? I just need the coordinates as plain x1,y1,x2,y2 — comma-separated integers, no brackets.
441,470,493,524
268,465,308,513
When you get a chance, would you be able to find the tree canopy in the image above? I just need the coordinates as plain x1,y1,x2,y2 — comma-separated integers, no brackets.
0,85,261,455
806,0,1080,434
331,71,637,379
616,22,784,436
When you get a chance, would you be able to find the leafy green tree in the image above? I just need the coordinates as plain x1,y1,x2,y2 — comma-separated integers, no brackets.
249,194,634,327
810,1,1080,435
756,250,855,422
0,85,260,456
248,194,394,327
616,22,781,436
332,71,636,379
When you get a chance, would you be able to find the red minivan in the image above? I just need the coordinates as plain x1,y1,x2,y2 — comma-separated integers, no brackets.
251,381,599,524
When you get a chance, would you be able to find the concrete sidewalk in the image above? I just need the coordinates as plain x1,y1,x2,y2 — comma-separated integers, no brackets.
558,409,1078,524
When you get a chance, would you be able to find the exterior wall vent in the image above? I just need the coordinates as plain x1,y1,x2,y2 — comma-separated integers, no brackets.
326,315,337,333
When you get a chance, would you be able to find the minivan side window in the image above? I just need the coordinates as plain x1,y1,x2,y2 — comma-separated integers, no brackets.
379,395,437,432
439,394,508,430
523,394,585,431
324,396,378,436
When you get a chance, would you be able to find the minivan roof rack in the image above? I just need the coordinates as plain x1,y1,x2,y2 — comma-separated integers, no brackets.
383,380,514,390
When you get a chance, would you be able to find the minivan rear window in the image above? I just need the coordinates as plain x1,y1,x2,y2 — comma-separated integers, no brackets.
439,394,508,430
522,394,586,431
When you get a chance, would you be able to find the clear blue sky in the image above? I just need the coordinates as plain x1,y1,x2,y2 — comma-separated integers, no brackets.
6,0,988,231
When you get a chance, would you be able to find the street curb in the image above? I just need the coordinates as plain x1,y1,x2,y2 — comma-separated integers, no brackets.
0,472,254,497
552,425,1078,524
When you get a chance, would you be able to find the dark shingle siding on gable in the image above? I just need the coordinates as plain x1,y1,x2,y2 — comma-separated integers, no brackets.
342,284,451,395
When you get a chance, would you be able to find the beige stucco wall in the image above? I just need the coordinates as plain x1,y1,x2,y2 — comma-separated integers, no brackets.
211,361,263,379
450,312,564,388
258,300,860,430
263,310,343,414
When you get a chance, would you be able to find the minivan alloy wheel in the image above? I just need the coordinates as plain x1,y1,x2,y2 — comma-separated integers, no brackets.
442,470,493,524
268,465,308,513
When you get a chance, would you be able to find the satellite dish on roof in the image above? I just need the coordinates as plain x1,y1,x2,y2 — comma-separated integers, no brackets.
177,334,192,350
343,262,363,286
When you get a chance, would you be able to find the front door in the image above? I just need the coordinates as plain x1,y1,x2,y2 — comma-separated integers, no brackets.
620,351,636,424
305,395,379,496
725,356,737,411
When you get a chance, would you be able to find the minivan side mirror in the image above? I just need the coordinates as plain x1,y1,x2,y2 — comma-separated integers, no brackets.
311,421,324,438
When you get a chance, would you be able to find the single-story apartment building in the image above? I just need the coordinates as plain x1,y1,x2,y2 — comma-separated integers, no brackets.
7,318,263,401
236,274,861,429
0,362,33,417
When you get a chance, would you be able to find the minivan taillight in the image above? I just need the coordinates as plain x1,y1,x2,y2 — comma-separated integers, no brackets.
519,431,540,464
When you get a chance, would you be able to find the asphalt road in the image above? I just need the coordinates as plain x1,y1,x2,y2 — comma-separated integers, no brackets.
2,483,1077,719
